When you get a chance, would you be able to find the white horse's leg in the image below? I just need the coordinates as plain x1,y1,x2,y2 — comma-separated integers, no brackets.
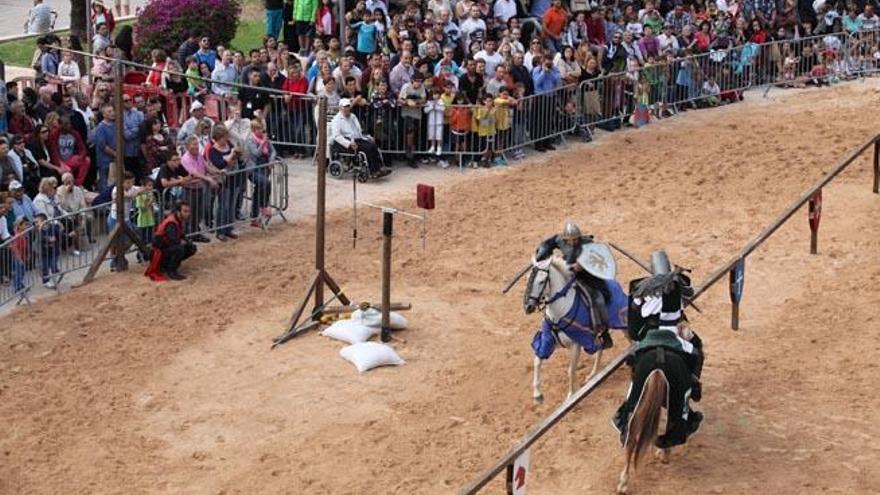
533,356,544,404
588,347,604,380
617,457,631,494
567,342,580,399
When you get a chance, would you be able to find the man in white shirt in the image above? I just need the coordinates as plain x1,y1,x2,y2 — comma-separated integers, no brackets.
494,0,518,24
475,38,504,77
657,23,680,55
211,50,237,96
460,5,488,44
329,99,390,178
857,4,880,31
25,0,56,35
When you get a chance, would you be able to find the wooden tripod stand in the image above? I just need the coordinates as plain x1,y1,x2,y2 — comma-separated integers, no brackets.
274,98,350,347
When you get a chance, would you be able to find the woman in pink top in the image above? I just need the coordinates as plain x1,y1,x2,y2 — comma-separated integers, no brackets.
180,135,221,242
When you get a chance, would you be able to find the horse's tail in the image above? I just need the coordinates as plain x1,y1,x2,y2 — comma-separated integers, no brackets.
625,369,667,469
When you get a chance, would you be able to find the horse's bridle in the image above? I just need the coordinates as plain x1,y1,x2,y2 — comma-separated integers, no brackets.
524,265,551,312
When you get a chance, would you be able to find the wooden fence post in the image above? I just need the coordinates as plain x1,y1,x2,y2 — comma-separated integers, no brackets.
873,140,879,194
808,189,822,255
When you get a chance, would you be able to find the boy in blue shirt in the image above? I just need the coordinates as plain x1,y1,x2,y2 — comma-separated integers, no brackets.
352,10,380,64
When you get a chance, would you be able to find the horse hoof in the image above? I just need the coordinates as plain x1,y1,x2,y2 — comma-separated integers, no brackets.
655,448,670,464
533,394,544,404
616,482,628,494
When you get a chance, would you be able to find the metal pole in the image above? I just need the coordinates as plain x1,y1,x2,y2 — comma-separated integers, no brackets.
381,209,393,343
113,59,127,271
84,4,92,83
315,97,327,311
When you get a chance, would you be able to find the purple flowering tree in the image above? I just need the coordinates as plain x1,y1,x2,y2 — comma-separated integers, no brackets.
133,0,242,61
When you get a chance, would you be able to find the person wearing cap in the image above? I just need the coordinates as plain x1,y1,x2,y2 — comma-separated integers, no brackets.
176,101,209,145
10,181,38,223
329,98,390,178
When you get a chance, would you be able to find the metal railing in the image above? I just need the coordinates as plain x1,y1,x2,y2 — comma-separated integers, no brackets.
1,160,288,308
460,134,880,493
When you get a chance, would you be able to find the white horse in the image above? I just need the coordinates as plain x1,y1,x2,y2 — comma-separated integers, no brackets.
523,256,608,403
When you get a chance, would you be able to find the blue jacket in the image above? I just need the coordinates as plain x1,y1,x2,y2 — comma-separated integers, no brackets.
532,66,561,94
123,109,144,158
93,120,116,169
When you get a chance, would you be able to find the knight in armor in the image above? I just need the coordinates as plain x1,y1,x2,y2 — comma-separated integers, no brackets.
535,220,594,265
612,250,704,447
535,221,615,348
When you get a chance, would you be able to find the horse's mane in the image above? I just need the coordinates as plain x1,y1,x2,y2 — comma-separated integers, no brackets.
548,255,569,275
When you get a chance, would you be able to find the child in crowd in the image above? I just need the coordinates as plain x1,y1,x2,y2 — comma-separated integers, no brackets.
494,87,514,165
423,89,445,164
472,95,497,167
449,91,471,169
35,212,61,289
136,179,157,250
185,56,208,97
702,75,721,106
632,76,651,127
369,79,396,150
510,83,527,160
11,218,30,294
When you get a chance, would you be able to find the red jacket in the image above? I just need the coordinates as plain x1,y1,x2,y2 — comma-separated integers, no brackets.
47,128,88,166
282,76,309,110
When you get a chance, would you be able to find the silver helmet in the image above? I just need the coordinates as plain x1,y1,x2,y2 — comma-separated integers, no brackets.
650,250,672,275
561,221,582,243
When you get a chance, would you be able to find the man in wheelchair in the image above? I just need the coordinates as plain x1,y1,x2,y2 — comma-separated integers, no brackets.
329,98,392,179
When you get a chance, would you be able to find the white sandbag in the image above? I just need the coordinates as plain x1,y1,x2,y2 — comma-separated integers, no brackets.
321,319,379,344
351,308,409,330
339,342,405,373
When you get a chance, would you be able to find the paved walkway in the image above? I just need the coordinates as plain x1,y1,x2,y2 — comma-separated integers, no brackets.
0,0,146,38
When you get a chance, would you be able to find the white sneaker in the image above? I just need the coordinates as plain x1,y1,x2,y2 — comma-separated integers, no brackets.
427,144,436,155
435,146,443,156
44,280,57,289
439,159,450,169
73,250,82,256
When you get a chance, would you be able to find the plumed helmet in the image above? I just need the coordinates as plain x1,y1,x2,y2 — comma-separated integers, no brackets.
650,250,672,275
561,220,582,242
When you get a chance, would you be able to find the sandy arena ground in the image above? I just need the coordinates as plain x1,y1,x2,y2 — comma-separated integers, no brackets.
2,81,880,495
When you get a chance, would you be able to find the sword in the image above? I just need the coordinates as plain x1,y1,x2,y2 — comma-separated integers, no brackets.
501,264,532,294
608,242,703,314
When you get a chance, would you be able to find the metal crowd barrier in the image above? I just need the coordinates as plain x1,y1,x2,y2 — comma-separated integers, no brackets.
0,160,288,308
160,160,288,237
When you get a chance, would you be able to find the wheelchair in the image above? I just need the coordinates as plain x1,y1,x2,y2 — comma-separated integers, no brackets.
328,145,371,183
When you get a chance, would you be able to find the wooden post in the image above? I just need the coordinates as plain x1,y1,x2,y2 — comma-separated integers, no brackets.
315,97,327,311
505,463,514,495
113,59,127,271
873,140,879,194
731,302,740,331
381,209,393,343
808,189,822,255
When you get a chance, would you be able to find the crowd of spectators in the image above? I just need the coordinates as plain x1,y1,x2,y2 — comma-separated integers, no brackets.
3,0,880,294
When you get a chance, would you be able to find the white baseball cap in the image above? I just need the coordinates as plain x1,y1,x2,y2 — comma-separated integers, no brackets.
8,180,23,191
339,98,352,107
190,100,205,112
